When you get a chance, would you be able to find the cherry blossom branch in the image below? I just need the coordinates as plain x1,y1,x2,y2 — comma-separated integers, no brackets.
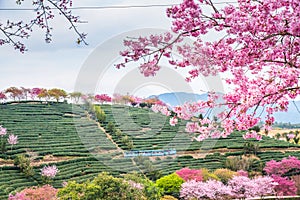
0,0,87,53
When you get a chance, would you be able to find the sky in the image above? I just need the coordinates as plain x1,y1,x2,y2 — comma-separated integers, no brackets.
0,0,226,97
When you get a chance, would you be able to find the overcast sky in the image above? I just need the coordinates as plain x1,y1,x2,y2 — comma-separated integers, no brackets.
0,0,226,97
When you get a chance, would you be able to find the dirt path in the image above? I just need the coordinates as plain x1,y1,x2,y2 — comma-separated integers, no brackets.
0,156,80,167
85,111,123,153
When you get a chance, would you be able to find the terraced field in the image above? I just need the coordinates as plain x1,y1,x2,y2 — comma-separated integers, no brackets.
0,102,300,199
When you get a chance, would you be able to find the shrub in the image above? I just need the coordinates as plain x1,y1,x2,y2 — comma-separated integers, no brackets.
224,156,262,173
155,173,184,198
271,175,297,196
228,175,277,199
14,154,34,177
175,167,202,182
58,172,146,200
123,172,162,200
9,185,58,200
160,195,178,200
264,156,300,176
214,168,237,184
106,122,115,133
201,168,220,181
94,105,106,123
180,179,231,200
243,141,260,156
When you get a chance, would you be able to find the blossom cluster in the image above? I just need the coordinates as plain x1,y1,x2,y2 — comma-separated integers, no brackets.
41,165,59,178
180,176,277,200
117,0,300,141
0,125,18,145
151,104,171,116
0,125,7,137
264,156,300,195
126,180,144,190
243,130,262,141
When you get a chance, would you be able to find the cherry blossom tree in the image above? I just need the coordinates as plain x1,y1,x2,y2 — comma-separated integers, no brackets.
1,0,87,53
30,88,43,100
0,92,7,103
117,0,300,140
94,94,112,104
5,87,23,101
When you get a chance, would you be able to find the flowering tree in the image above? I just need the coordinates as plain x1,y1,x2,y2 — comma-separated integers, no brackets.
117,0,300,140
94,94,112,104
264,156,300,195
1,0,87,53
175,167,203,182
30,88,43,100
48,88,67,102
41,165,59,183
5,87,23,101
0,92,7,103
180,179,232,200
8,185,58,200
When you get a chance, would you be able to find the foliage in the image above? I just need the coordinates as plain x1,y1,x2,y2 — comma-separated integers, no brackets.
14,154,34,177
155,173,184,198
160,195,178,200
48,88,67,102
175,167,202,182
8,185,58,200
243,141,260,156
201,168,220,181
94,105,106,123
58,172,146,200
214,168,237,184
123,172,163,200
224,156,263,173
106,122,116,133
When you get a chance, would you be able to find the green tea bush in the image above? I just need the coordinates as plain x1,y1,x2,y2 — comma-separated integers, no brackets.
155,173,184,198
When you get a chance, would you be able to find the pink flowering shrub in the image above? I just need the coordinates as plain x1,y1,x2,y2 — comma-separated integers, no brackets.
8,185,58,200
264,156,300,176
264,156,299,196
175,167,203,182
180,179,232,200
180,175,277,200
271,175,297,196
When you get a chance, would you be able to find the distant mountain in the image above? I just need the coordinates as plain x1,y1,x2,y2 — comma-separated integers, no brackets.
149,92,300,124
148,92,208,107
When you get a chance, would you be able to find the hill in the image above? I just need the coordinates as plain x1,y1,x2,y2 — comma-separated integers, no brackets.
0,102,300,198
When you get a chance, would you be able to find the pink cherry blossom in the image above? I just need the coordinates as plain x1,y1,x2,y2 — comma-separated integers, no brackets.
7,134,18,145
117,0,300,141
243,130,262,141
287,133,296,139
169,116,178,126
41,165,59,178
0,125,7,137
